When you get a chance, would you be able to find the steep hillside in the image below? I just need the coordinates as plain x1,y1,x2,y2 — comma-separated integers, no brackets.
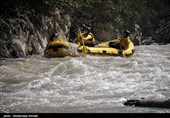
0,0,169,58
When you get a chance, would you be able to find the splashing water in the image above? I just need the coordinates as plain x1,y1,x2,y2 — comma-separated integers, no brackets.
0,44,170,113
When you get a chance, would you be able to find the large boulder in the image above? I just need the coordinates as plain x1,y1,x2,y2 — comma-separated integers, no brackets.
0,8,71,58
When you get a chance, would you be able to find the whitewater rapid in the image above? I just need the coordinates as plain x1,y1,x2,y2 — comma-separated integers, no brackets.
0,44,170,113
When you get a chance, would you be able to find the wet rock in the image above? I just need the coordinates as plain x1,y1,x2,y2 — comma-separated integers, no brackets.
93,23,117,42
141,37,156,45
132,24,142,46
0,41,10,58
154,15,170,44
0,8,71,58
124,99,170,109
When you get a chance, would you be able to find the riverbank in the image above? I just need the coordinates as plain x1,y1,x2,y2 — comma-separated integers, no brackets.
0,0,170,58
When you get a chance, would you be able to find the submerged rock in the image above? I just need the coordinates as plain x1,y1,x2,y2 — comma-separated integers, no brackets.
124,99,170,109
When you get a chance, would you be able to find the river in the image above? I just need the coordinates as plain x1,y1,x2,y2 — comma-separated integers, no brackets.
0,44,170,113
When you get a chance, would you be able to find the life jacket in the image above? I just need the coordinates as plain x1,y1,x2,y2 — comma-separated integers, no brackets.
53,37,61,42
46,37,61,50
81,33,95,47
120,37,131,49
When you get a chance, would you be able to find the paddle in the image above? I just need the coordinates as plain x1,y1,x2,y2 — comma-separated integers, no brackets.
72,38,77,43
44,40,52,54
79,29,87,55
118,37,125,58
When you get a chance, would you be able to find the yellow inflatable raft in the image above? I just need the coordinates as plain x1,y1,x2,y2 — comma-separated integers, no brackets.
97,39,135,57
46,39,135,57
47,40,82,57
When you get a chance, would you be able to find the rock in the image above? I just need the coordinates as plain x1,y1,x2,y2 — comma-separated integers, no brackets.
0,40,10,58
141,37,156,45
132,24,142,46
124,99,170,109
0,8,71,58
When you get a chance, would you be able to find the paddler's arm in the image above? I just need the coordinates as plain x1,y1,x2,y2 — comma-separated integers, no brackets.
82,34,93,41
121,39,134,56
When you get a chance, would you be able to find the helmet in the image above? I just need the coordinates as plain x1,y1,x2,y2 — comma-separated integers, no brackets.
79,24,86,28
85,27,91,32
124,30,130,37
51,32,59,38
50,32,59,41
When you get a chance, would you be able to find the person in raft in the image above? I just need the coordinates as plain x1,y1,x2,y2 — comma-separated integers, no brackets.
76,24,86,44
78,26,96,47
109,30,135,57
45,32,61,52
49,32,61,42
